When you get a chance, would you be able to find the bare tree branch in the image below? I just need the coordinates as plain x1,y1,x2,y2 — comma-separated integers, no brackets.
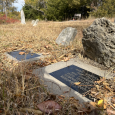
25,4,45,14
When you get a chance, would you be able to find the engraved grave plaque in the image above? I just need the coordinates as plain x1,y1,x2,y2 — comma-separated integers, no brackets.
8,50,40,61
49,65,100,101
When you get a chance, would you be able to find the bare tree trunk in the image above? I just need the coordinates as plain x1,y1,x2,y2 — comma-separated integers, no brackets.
3,0,7,18
3,1,7,18
1,0,16,17
2,1,4,13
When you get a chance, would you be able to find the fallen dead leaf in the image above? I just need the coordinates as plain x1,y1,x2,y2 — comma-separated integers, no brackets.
64,57,69,62
97,99,103,107
63,91,69,94
37,100,62,114
84,102,97,112
42,52,50,55
90,102,97,109
97,99,107,109
112,97,115,103
25,75,32,80
14,92,22,97
0,109,3,113
95,85,100,90
19,52,25,55
104,85,111,92
58,95,65,100
44,45,49,49
103,82,109,86
74,82,81,86
103,104,107,109
107,108,115,115
51,59,57,63
95,77,105,84
60,95,65,98
91,91,97,95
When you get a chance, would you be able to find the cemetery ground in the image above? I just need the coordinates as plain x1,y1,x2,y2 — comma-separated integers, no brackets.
0,18,115,115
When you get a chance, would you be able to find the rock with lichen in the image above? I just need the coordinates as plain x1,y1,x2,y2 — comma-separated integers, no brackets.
82,18,115,67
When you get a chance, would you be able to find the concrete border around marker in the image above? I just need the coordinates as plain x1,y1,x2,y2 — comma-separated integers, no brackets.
32,58,115,103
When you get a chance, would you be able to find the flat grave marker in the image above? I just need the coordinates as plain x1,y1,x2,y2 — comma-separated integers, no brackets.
33,59,115,103
5,49,43,62
49,65,100,101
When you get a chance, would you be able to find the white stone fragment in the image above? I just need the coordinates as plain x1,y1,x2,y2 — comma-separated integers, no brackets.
33,19,39,26
31,20,35,25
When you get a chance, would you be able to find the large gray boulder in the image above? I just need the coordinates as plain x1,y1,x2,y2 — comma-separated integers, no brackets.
82,17,115,67
56,27,77,46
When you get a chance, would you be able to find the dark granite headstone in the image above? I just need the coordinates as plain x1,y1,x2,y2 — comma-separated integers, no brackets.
8,50,40,61
49,65,100,101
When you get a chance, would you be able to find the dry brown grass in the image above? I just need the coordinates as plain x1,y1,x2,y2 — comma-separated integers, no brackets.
1,17,114,55
0,18,114,114
0,19,94,69
0,20,93,53
0,19,94,115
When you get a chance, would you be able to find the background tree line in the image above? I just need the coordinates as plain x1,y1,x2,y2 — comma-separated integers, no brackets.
1,0,115,21
23,0,115,21
0,0,20,19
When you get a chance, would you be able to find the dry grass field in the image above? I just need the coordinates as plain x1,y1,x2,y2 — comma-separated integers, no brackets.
0,20,92,53
0,19,94,68
0,18,115,115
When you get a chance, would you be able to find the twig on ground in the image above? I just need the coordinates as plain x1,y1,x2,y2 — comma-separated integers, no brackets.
20,108,43,114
